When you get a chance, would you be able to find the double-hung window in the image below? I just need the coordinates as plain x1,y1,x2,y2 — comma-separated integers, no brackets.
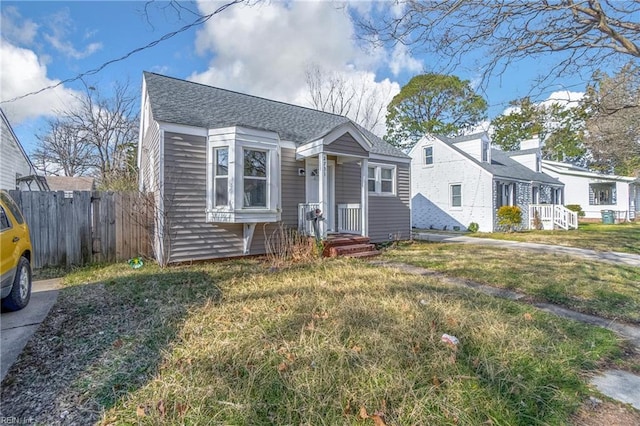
243,149,267,208
451,184,462,208
368,164,396,195
214,147,229,207
424,146,433,165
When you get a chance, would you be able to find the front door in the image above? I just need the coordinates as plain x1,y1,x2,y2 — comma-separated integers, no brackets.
306,158,335,232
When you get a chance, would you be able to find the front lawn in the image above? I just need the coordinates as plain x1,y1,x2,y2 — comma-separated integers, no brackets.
0,258,630,424
469,222,640,254
383,242,640,324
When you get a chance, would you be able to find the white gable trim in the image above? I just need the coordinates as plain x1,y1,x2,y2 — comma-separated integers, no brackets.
296,122,372,159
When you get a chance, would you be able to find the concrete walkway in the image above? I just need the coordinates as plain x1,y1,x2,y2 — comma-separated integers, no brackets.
1,278,60,382
372,260,640,410
413,232,640,267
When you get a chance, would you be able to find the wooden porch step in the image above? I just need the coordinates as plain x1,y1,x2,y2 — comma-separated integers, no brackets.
326,243,378,258
325,235,371,247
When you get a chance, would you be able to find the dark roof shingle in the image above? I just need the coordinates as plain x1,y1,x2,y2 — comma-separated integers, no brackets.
143,72,408,159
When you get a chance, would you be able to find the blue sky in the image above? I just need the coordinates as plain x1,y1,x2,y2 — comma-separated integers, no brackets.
1,1,592,156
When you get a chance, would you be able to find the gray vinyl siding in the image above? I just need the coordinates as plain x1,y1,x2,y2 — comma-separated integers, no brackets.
368,162,411,242
280,148,306,227
335,161,361,206
328,133,368,157
335,160,411,242
163,131,245,263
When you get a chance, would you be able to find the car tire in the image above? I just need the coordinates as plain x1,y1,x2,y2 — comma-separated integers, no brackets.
2,257,32,312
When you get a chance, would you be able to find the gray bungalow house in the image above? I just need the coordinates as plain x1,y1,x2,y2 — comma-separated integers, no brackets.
410,133,573,232
138,72,410,265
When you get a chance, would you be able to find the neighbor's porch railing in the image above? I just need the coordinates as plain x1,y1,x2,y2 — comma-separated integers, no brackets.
529,204,578,230
337,203,361,234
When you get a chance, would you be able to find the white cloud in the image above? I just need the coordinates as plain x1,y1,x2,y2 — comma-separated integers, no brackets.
188,1,421,136
539,90,584,109
388,44,423,77
42,9,102,59
1,6,38,46
0,40,80,123
191,1,360,100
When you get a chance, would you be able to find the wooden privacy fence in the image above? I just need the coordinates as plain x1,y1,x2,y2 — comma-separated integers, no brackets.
8,191,153,269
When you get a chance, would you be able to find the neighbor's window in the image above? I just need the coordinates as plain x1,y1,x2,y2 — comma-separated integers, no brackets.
424,146,433,165
214,147,228,207
482,141,489,162
368,164,396,195
589,183,616,205
243,149,267,208
451,184,462,207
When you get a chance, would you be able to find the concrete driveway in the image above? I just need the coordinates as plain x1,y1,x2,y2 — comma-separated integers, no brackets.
1,278,60,382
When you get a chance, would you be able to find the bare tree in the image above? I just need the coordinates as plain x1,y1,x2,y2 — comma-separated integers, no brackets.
583,62,640,175
33,117,94,176
32,79,139,188
67,80,139,187
305,64,392,133
357,1,640,89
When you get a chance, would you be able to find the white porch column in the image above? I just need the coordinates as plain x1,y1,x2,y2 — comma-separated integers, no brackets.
318,153,327,238
360,158,369,236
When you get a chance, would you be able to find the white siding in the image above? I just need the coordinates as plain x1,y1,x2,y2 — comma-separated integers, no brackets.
543,166,634,219
411,137,494,232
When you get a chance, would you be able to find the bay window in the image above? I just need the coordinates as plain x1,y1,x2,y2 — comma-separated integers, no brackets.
206,126,281,223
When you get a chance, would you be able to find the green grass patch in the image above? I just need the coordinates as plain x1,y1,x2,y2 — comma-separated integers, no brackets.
1,258,625,425
469,222,640,254
383,242,640,323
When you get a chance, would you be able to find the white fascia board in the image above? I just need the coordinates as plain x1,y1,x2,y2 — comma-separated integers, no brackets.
542,163,636,182
137,78,147,170
369,153,411,164
280,140,297,150
159,122,208,137
296,140,324,159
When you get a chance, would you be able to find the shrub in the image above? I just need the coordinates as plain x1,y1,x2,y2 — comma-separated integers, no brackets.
467,222,479,233
565,204,585,217
497,205,522,232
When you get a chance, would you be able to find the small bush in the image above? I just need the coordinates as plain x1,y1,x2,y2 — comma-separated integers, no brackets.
468,222,479,233
497,206,522,232
565,204,585,217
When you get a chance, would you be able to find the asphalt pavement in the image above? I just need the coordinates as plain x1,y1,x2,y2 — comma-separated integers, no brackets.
1,278,60,382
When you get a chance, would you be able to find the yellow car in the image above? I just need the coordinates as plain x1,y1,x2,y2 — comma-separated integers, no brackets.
0,190,32,311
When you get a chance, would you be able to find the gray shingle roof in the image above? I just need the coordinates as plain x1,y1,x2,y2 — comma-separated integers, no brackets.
143,72,408,159
440,133,562,186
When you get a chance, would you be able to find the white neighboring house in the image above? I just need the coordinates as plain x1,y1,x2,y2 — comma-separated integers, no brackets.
542,160,640,221
410,133,574,232
0,109,46,191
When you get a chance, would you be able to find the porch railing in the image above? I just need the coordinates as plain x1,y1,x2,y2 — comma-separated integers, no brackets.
529,204,578,230
298,203,322,236
337,203,361,234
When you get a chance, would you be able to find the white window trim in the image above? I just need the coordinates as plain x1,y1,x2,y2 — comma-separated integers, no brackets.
206,126,281,223
450,183,462,209
368,163,396,196
424,145,434,166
